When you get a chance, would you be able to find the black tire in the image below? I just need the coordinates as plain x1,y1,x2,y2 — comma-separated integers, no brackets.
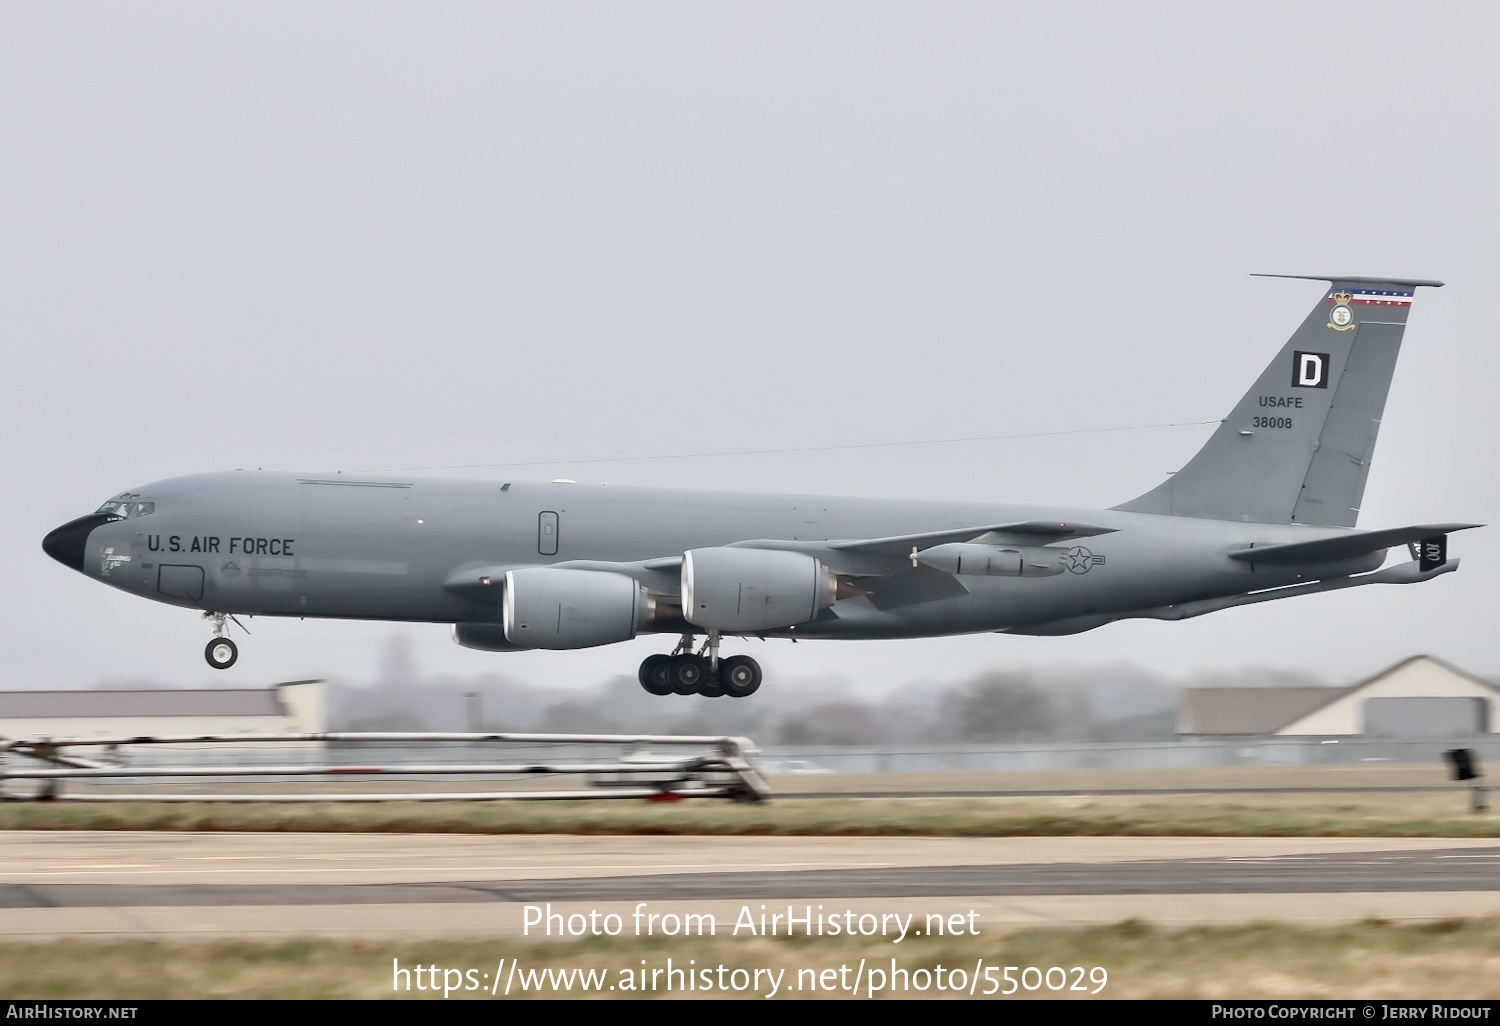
205,637,238,670
670,654,707,695
697,668,724,699
719,655,762,698
638,654,674,696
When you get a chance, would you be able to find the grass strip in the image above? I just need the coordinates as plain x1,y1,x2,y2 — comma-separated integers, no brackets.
1,795,1497,837
4,918,1499,999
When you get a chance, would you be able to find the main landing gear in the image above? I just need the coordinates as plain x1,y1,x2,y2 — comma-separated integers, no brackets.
203,612,238,670
637,632,762,699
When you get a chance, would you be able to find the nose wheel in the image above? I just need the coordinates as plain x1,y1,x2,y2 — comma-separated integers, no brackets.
205,637,238,670
201,611,244,670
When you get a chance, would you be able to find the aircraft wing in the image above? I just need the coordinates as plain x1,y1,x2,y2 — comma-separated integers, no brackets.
1227,523,1482,566
549,558,681,590
442,563,519,600
827,520,1116,555
444,558,682,598
444,523,1116,603
725,521,1115,578
732,520,1112,557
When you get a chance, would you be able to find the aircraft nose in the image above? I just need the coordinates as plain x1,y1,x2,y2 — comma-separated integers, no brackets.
42,514,114,572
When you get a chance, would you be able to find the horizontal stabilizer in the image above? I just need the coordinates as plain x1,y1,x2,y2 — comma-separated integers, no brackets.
1227,524,1481,565
1250,273,1446,288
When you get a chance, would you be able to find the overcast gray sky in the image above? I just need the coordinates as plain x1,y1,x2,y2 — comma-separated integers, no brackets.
3,2,1496,695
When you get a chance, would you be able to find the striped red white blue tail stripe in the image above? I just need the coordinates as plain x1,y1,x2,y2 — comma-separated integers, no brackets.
1327,287,1414,307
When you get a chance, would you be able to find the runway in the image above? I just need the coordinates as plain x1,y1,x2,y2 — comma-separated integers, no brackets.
3,832,1499,940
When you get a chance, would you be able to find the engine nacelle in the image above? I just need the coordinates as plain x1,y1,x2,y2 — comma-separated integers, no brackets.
452,623,527,652
502,568,653,649
915,543,1066,577
682,547,836,632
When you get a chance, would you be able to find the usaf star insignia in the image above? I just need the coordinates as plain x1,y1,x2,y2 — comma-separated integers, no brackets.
1066,546,1106,574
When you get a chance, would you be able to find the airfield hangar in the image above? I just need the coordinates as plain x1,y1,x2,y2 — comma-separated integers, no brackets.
0,679,326,742
1178,656,1497,738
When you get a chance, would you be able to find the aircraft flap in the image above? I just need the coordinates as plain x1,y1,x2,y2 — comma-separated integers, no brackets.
1227,523,1481,565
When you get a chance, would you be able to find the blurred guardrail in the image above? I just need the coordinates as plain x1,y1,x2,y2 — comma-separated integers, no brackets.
0,732,770,802
757,736,1500,774
6,733,1498,780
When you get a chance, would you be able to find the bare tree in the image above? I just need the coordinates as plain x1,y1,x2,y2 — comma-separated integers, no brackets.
945,673,1058,741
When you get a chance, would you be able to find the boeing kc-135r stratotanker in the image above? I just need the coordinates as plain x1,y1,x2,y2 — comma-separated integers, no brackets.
43,275,1479,698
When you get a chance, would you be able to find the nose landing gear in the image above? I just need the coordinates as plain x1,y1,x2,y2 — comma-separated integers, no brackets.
634,632,762,698
202,611,242,670
205,636,238,670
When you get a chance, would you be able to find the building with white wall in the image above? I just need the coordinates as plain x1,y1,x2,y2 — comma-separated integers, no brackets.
0,680,325,741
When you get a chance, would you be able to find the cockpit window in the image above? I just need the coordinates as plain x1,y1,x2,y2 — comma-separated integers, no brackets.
95,501,155,519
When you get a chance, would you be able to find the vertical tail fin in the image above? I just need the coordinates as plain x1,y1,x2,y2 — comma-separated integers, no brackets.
1113,275,1444,527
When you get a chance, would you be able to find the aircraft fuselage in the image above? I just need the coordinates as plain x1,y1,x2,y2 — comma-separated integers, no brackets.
51,470,1380,640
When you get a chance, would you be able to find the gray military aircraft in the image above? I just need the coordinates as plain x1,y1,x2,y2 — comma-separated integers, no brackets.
43,274,1477,698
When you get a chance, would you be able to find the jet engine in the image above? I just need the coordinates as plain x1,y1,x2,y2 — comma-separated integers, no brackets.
452,623,527,652
682,547,838,632
502,568,655,649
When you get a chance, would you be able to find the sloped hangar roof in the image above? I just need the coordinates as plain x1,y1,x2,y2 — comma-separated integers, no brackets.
1179,687,1338,736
